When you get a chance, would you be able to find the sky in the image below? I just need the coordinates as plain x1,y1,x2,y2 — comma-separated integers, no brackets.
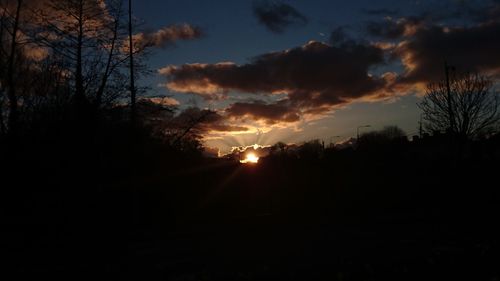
132,0,500,154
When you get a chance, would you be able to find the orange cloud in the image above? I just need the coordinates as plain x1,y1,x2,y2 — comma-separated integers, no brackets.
127,24,202,52
145,97,180,106
161,40,397,125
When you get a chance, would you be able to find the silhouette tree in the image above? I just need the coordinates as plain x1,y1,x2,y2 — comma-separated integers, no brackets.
418,72,500,139
34,0,130,114
0,5,7,135
271,141,288,156
1,0,71,138
298,139,324,160
128,0,136,121
0,0,23,136
379,125,406,140
94,0,126,108
170,108,215,147
358,126,407,149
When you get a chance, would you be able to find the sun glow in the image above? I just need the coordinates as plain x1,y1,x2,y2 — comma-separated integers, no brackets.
240,153,260,164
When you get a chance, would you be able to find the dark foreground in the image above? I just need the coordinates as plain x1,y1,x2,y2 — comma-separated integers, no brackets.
2,141,500,281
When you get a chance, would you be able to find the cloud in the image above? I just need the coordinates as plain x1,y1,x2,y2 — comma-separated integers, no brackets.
1,0,119,63
131,24,203,51
226,100,300,125
364,1,500,40
229,144,272,158
362,0,500,91
23,44,50,61
1,0,111,37
1,1,201,53
173,107,250,134
203,146,221,158
161,0,500,133
161,40,396,124
329,26,352,46
423,0,500,23
366,17,424,39
252,0,308,33
158,62,237,100
394,21,500,86
144,97,180,106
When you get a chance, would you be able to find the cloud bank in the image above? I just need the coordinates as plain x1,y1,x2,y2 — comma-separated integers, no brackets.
161,40,398,124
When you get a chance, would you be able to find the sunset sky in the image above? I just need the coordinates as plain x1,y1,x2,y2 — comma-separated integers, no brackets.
133,0,500,153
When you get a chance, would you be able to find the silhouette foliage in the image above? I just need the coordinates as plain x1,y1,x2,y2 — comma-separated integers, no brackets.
419,71,500,139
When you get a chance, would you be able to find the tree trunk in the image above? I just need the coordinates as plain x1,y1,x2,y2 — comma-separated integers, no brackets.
0,98,5,136
75,0,85,107
128,0,136,121
0,7,5,56
6,0,23,136
0,10,5,135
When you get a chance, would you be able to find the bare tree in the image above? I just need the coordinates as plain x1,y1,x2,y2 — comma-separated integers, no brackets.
34,0,129,111
95,0,125,108
0,4,7,135
0,95,5,135
418,72,500,139
170,108,215,147
3,0,22,136
128,0,136,120
1,0,56,136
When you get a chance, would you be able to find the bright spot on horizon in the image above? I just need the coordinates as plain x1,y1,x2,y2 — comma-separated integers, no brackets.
240,153,260,164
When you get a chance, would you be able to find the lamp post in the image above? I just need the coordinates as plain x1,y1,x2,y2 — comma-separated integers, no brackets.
357,125,371,142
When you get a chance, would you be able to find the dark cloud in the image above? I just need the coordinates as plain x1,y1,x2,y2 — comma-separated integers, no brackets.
365,17,423,39
252,0,308,33
140,106,248,140
364,0,500,40
203,146,221,158
361,0,500,89
329,26,355,46
425,0,500,23
173,107,249,133
226,100,300,125
201,113,249,132
395,21,500,85
361,8,399,16
161,40,395,124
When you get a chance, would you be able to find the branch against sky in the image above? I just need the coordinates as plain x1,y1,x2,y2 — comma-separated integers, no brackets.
419,72,500,138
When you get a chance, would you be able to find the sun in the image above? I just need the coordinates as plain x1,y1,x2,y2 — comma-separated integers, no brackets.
240,152,260,164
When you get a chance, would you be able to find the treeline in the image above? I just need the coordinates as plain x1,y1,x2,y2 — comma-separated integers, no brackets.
260,126,500,163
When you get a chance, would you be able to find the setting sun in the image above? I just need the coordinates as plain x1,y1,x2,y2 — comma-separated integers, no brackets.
240,153,260,164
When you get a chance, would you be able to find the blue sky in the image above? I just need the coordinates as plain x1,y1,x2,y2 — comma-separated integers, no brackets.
131,0,497,152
